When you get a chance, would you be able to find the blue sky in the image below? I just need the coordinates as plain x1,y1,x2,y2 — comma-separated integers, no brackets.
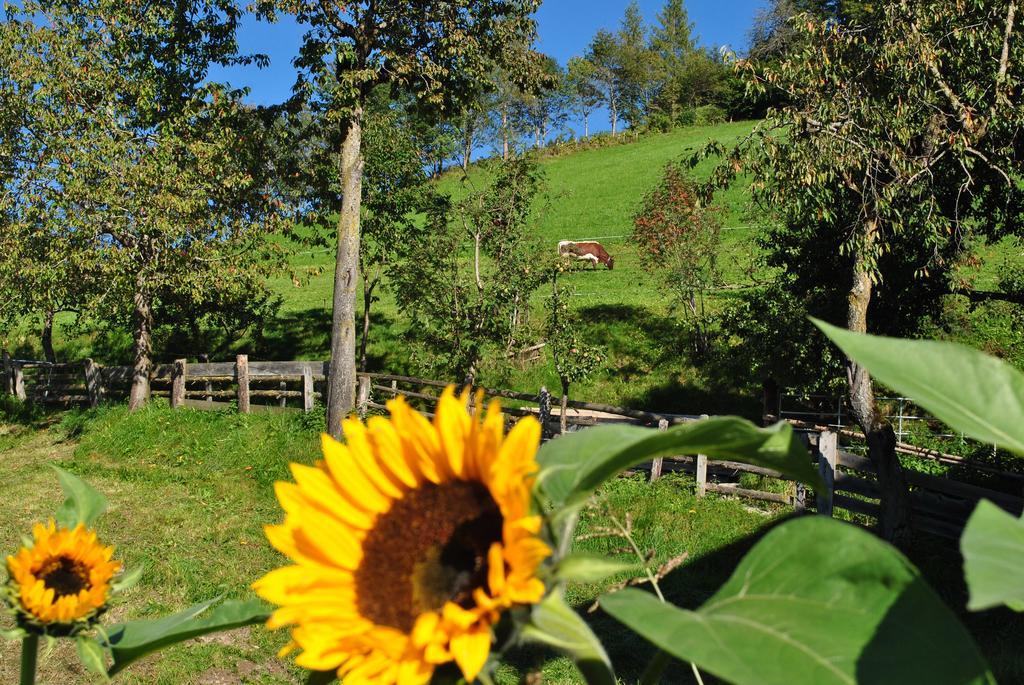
211,1,769,108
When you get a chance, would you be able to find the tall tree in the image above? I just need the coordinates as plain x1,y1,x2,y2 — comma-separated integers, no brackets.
702,0,1024,538
564,56,603,139
2,0,289,408
256,0,540,437
587,30,623,135
616,1,659,128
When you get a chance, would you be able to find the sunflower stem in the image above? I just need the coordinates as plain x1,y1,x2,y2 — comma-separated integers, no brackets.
20,633,39,685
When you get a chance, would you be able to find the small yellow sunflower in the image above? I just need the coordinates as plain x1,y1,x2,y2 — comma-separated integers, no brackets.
255,388,551,685
5,521,121,629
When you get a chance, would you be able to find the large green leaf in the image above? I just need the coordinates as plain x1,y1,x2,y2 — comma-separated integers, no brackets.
601,517,993,685
520,589,616,685
961,500,1024,612
537,417,820,508
814,319,1024,456
52,465,108,528
104,598,271,676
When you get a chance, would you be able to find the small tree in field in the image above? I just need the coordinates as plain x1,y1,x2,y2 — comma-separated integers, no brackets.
392,157,546,383
633,162,722,356
546,271,603,433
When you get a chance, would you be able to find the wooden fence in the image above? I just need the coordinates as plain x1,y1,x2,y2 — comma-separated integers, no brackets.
4,350,1022,540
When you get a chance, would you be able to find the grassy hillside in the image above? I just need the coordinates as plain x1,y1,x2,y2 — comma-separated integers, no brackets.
12,119,1024,417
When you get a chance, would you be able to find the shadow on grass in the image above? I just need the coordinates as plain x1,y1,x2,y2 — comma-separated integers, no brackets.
501,516,799,684
577,304,760,418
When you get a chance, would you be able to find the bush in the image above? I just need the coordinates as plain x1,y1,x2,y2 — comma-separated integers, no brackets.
693,104,727,126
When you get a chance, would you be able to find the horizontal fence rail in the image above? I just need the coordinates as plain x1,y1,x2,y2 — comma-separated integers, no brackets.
4,349,1021,541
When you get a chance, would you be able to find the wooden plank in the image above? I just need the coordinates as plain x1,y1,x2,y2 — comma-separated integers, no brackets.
170,359,187,409
650,419,668,482
837,450,875,474
199,354,213,402
82,359,103,408
187,362,240,377
711,461,784,479
302,367,314,413
817,430,838,518
903,469,1024,513
834,472,880,499
100,366,134,385
705,483,791,505
833,494,880,518
13,364,25,401
912,516,963,540
237,355,250,414
696,454,708,497
357,376,371,419
249,361,330,377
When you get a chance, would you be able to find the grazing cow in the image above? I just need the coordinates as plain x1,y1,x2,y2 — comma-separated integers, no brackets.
557,240,615,270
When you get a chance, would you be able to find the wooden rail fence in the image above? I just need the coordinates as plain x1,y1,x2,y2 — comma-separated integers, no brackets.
3,350,1021,540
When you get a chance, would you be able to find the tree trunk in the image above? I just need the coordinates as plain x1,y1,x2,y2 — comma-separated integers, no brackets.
502,106,510,160
584,113,589,139
560,379,569,434
41,310,55,363
846,219,910,540
611,98,618,136
463,118,473,171
359,279,374,372
128,276,153,411
326,106,364,438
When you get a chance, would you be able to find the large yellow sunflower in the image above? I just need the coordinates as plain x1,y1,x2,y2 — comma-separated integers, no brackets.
255,388,551,685
5,521,121,628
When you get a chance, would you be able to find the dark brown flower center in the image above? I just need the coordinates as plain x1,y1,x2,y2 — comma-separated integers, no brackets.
37,556,91,598
355,481,503,633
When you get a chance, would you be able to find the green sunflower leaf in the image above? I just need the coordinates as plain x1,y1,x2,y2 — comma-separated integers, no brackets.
520,589,615,685
104,598,271,676
553,554,637,584
111,565,144,594
76,636,109,681
601,517,993,685
536,417,819,509
52,465,108,529
961,499,1024,612
812,318,1024,456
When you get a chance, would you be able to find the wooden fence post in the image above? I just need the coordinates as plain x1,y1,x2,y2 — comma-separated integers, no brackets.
650,419,668,482
357,375,371,418
236,355,250,414
199,354,213,403
816,430,838,517
695,415,710,497
13,363,25,401
302,366,314,413
2,349,13,396
538,387,551,439
83,359,103,408
170,359,187,409
279,380,288,409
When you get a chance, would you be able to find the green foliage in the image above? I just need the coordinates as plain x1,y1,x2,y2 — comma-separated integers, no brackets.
602,516,994,685
814,321,1024,616
537,417,820,512
815,319,1024,455
961,501,1024,612
546,275,604,397
0,0,290,399
520,589,615,685
392,157,547,380
633,163,722,355
104,598,271,676
52,466,109,529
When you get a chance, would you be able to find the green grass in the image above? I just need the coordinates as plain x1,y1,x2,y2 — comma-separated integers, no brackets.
3,404,1023,683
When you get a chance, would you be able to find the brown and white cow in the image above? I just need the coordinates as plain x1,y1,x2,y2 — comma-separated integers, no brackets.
558,240,615,270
